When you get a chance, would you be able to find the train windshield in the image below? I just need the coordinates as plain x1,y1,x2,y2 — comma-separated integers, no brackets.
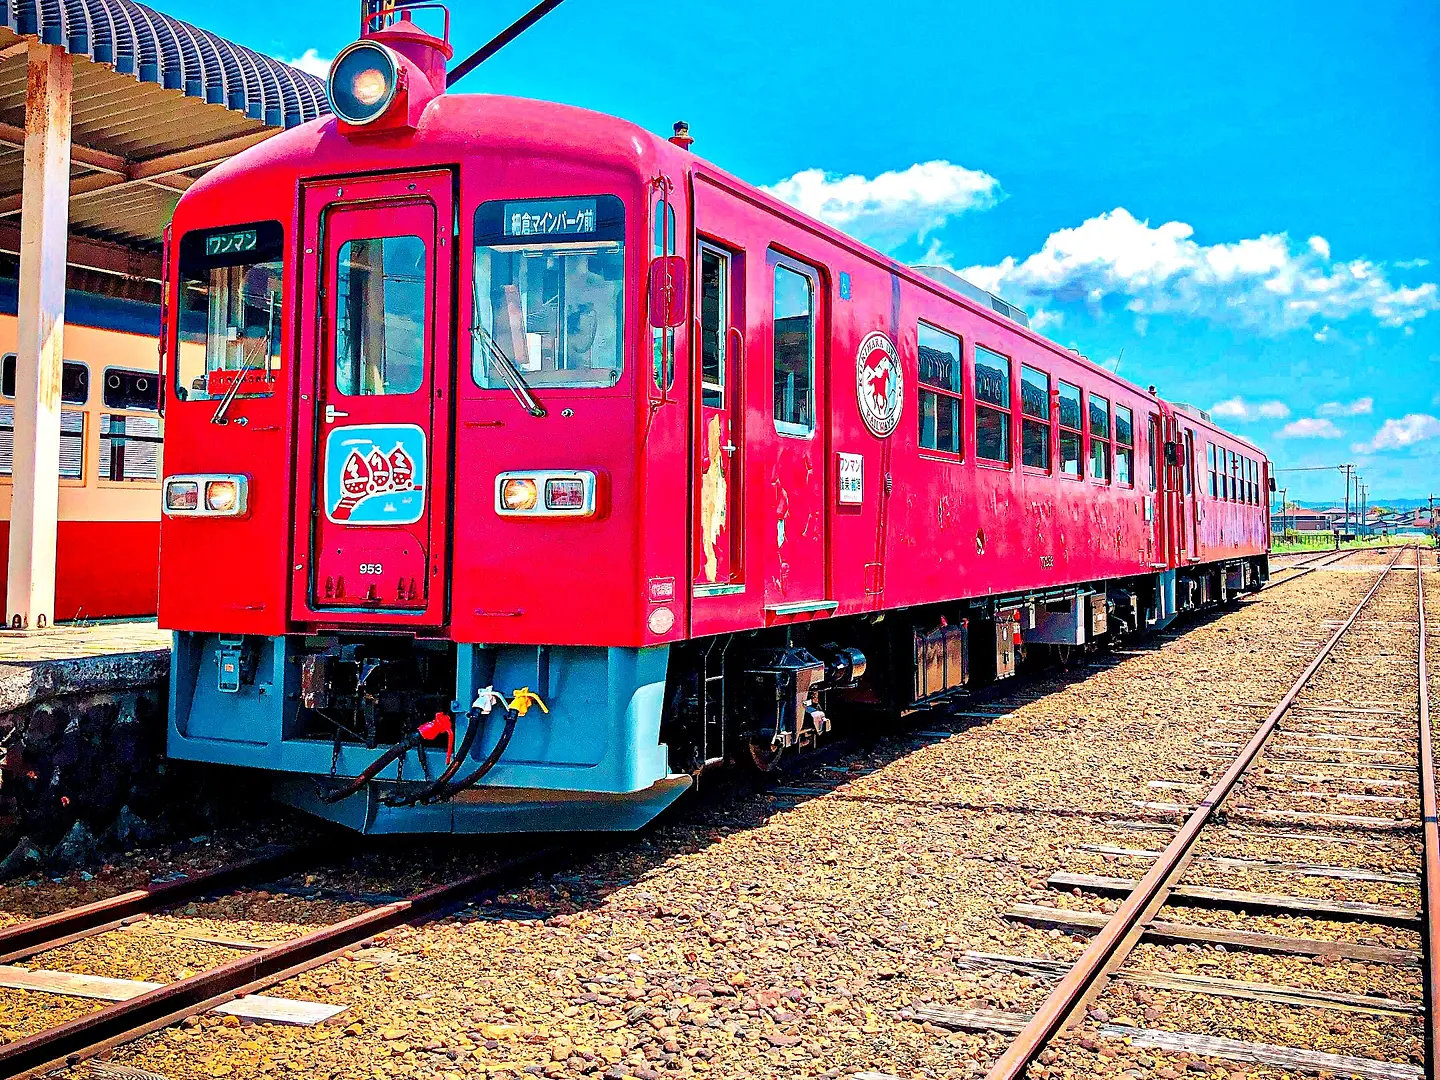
175,221,285,401
471,195,625,390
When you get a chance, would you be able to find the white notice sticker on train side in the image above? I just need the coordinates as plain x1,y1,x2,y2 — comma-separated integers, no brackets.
838,452,863,506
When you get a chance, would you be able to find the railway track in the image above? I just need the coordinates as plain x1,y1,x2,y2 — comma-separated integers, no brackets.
0,846,563,1078
898,545,1432,1079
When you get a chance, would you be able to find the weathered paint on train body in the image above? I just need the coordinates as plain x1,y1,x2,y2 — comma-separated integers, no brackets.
159,17,1270,833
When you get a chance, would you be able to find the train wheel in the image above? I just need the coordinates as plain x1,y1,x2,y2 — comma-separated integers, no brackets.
747,738,784,773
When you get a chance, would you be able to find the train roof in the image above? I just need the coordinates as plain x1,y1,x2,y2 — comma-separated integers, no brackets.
185,89,1267,460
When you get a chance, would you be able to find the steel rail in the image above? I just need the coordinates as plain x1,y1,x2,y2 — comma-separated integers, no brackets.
1418,547,1438,1079
1261,546,1359,591
983,545,1410,1080
0,848,562,1078
0,845,305,965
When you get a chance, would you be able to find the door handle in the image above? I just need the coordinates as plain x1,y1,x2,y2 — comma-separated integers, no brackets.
721,443,737,455
324,404,349,424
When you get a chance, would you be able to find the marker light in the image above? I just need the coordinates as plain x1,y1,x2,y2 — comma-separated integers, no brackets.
501,478,539,511
545,478,586,510
327,41,400,126
164,480,199,512
163,474,249,518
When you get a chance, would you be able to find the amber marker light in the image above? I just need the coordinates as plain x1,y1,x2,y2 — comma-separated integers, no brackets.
501,478,539,511
205,479,240,513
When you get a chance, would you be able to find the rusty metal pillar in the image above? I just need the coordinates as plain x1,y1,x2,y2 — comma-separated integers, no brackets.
6,42,73,629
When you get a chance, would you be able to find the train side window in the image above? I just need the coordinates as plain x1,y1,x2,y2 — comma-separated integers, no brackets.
1114,404,1134,487
100,414,162,482
102,368,159,411
772,263,814,436
0,355,86,480
917,322,962,455
1184,431,1194,495
1250,458,1259,504
974,344,1011,465
1207,442,1217,497
1222,449,1231,501
1057,381,1082,478
1088,393,1111,482
1020,364,1050,471
2,355,89,404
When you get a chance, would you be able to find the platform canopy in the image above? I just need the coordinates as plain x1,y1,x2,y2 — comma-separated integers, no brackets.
0,0,329,276
0,0,330,631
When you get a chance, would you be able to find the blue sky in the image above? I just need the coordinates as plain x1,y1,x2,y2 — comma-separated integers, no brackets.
177,0,1438,503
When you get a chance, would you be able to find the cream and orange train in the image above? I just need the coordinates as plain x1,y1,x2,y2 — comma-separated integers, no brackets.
0,315,162,620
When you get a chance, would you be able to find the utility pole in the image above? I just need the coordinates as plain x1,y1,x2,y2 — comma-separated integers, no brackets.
1341,464,1353,540
1279,486,1287,536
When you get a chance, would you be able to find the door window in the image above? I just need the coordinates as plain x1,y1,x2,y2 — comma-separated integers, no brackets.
334,235,427,396
699,247,728,408
773,264,814,435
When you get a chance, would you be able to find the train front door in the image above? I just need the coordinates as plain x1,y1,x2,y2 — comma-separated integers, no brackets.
691,240,745,620
291,171,454,625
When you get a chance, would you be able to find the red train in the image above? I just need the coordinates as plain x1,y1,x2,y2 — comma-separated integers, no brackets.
159,7,1271,833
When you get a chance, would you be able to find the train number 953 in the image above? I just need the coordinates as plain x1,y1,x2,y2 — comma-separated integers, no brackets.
358,563,384,576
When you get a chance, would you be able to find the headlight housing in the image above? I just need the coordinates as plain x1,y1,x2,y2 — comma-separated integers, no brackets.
327,41,401,126
163,474,249,518
495,471,598,518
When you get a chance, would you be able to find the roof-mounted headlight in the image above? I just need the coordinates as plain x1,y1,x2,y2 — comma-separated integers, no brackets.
328,41,401,126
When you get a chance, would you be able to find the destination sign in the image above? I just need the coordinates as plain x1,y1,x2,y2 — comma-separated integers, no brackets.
503,199,599,238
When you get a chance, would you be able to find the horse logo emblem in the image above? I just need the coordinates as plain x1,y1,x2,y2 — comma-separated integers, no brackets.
855,330,903,438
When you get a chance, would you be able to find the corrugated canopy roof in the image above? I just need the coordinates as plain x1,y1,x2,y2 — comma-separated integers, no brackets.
0,0,331,277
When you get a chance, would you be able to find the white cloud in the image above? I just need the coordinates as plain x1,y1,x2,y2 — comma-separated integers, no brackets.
1313,325,1330,342
1316,397,1374,417
1278,418,1343,439
1028,309,1064,331
1211,396,1291,422
957,207,1439,333
1353,413,1440,452
286,49,332,78
762,161,1003,250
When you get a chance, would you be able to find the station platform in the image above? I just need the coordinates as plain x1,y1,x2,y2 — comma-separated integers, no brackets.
0,621,170,712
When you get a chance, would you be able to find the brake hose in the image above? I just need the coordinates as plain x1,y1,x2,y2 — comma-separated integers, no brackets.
319,730,421,804
431,704,521,801
384,706,485,807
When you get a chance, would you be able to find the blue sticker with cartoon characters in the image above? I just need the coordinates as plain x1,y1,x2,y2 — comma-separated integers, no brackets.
323,424,427,525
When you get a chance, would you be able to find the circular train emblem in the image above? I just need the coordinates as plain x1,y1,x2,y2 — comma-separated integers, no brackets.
855,330,903,438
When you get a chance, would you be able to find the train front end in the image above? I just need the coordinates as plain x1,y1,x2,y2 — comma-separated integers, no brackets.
158,13,695,833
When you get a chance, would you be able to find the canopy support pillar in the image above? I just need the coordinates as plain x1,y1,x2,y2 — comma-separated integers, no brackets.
6,42,73,629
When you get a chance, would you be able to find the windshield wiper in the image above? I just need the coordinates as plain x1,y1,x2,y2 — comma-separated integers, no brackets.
210,330,272,425
212,292,276,426
471,325,546,418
